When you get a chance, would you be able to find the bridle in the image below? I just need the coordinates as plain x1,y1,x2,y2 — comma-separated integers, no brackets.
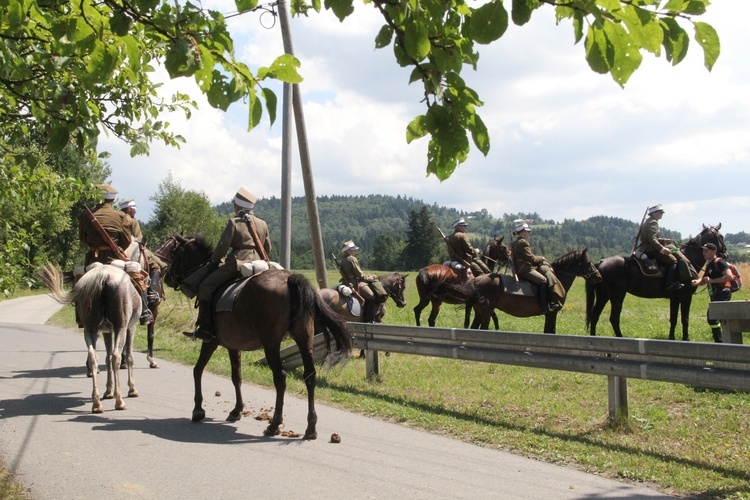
386,274,407,307
680,226,727,259
163,237,207,288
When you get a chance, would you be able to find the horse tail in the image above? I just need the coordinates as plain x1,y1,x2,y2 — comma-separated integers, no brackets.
38,263,77,305
287,274,352,366
417,267,431,288
585,279,595,334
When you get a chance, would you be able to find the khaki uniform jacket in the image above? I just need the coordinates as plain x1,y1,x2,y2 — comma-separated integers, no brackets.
126,216,143,242
512,237,546,276
211,211,271,271
79,203,132,264
639,216,666,254
446,232,477,263
340,254,365,283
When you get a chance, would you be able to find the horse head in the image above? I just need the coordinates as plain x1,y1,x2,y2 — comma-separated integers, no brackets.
484,235,511,271
683,224,726,266
161,233,214,289
552,248,602,283
383,272,408,308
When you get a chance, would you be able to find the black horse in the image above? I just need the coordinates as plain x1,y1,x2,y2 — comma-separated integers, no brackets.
585,224,726,340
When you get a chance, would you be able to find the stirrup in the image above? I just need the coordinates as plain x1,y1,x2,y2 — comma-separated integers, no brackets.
139,311,154,325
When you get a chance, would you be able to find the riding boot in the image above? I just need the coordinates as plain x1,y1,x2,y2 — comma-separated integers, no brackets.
147,270,162,303
537,285,549,313
711,327,724,343
547,286,563,313
139,292,154,325
665,263,683,292
183,300,216,342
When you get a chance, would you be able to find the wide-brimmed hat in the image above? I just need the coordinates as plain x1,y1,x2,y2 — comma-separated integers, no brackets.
647,204,665,214
453,218,468,228
702,243,718,251
96,183,117,200
513,219,531,234
119,199,136,210
233,187,257,209
341,240,359,252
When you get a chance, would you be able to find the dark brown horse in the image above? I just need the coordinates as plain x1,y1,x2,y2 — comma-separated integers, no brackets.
318,273,408,323
471,248,601,333
156,234,352,439
483,235,510,272
586,224,725,340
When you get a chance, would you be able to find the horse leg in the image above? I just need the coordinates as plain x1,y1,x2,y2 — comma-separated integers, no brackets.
146,303,159,368
608,296,625,338
102,332,115,400
192,341,219,422
295,338,319,440
226,349,243,422
414,294,430,326
588,295,608,336
543,313,557,334
680,296,691,341
428,300,441,327
85,333,103,414
125,324,138,398
261,344,286,437
491,312,499,330
110,329,128,411
668,296,679,340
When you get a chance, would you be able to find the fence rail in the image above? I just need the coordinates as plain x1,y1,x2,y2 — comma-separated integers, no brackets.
346,323,750,423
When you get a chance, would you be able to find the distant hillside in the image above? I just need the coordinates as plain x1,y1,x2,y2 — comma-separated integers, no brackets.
216,195,749,269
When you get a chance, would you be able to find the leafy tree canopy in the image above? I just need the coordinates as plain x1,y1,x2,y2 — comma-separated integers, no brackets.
1,0,719,178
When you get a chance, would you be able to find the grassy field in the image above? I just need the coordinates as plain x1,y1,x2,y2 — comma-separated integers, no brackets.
46,265,750,498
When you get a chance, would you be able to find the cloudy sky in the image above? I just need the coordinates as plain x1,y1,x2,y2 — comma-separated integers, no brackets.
101,1,750,238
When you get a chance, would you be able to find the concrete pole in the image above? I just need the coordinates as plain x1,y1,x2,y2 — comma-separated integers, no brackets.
279,81,292,270
277,0,328,289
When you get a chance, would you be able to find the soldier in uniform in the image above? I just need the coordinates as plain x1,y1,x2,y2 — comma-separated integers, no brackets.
638,204,690,292
512,220,564,313
120,199,166,304
445,218,491,277
79,184,153,324
185,188,271,342
339,240,388,323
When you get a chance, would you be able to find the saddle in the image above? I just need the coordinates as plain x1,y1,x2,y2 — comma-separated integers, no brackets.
332,284,363,317
215,260,284,313
493,274,538,297
632,252,664,277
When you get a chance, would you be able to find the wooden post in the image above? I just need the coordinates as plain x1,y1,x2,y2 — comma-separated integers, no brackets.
607,375,628,425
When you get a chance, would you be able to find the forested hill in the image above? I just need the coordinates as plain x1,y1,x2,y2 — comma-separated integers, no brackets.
218,194,689,270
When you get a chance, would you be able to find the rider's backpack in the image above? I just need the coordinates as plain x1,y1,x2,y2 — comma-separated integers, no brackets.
728,262,742,293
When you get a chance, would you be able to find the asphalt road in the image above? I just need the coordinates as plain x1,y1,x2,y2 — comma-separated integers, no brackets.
0,295,670,499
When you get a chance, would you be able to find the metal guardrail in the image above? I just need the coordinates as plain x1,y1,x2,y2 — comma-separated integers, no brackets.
346,323,750,424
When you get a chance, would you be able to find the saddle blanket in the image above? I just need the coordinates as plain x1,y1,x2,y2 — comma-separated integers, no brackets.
216,262,284,313
494,274,538,297
333,284,362,317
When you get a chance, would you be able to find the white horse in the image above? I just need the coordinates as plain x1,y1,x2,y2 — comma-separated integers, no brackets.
40,263,140,413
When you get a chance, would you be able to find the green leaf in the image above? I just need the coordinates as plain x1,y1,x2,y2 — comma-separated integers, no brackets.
404,21,431,60
235,0,259,14
261,87,277,126
109,11,132,36
323,0,354,22
469,1,508,44
86,44,119,83
511,0,538,26
165,38,202,78
694,21,720,71
406,115,429,143
248,91,262,132
660,17,689,66
468,113,490,156
268,54,303,84
47,125,70,153
375,25,394,49
603,21,642,87
585,26,610,74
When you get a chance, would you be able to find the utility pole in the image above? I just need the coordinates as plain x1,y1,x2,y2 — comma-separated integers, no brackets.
279,81,292,270
277,0,328,288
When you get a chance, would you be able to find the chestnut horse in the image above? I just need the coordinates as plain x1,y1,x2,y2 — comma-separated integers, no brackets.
40,263,140,413
156,234,352,439
586,224,725,340
471,248,601,333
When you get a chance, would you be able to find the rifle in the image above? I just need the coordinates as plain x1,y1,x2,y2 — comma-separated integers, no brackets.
241,212,270,263
632,206,649,255
83,205,129,261
331,252,365,305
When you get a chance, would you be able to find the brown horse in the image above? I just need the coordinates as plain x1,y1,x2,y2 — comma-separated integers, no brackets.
414,237,511,328
40,263,140,413
586,224,725,340
471,248,601,333
156,234,352,439
318,273,408,323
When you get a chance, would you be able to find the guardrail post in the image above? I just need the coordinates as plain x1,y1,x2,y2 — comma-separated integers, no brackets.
607,375,628,425
365,349,380,378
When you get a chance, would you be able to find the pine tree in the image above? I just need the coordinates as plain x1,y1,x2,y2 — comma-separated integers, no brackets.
401,206,440,270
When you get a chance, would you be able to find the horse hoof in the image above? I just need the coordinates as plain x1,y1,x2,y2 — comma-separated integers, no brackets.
303,431,318,440
226,412,241,422
128,390,139,398
149,362,159,369
116,403,126,411
192,410,206,422
264,425,280,437
92,405,103,414
102,392,113,400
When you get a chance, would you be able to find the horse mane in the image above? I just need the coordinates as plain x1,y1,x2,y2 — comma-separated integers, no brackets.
187,233,214,255
552,248,585,270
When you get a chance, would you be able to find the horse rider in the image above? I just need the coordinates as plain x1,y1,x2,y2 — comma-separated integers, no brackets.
511,219,564,313
637,204,690,292
78,184,153,325
445,218,491,277
338,240,388,323
691,242,733,343
184,188,271,342
120,199,166,304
